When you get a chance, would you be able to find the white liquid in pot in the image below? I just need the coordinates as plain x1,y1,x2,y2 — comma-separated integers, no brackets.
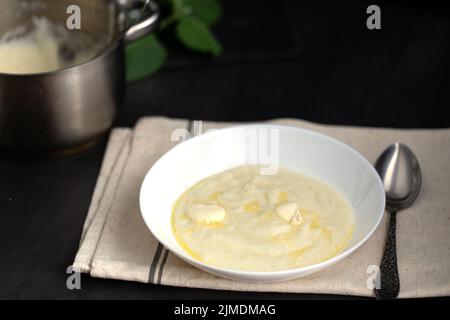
0,17,100,74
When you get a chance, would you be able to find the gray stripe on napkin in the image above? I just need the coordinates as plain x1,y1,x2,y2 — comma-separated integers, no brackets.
148,243,164,283
157,249,170,285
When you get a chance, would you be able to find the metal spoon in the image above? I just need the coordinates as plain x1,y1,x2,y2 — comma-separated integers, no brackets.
374,143,422,299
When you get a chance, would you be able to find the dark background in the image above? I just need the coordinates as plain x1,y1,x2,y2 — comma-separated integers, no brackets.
1,0,450,299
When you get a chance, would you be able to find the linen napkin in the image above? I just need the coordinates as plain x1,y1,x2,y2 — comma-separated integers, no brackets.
73,116,450,298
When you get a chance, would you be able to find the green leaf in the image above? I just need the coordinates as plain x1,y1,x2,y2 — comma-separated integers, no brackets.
126,35,167,82
183,0,222,26
176,16,222,56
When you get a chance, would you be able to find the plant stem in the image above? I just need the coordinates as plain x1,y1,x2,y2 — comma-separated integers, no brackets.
159,0,189,30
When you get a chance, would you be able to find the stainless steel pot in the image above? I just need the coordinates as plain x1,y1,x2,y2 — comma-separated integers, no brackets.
0,0,159,155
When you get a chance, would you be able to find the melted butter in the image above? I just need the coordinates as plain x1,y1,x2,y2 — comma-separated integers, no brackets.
177,236,204,262
278,191,288,202
244,202,260,213
197,221,224,228
208,192,221,203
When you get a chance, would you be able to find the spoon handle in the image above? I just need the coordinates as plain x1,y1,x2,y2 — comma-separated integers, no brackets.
375,211,400,300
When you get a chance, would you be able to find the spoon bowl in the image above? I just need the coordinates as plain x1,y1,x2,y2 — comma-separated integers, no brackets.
375,143,422,211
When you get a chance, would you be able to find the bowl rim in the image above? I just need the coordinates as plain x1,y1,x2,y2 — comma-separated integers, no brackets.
139,123,386,277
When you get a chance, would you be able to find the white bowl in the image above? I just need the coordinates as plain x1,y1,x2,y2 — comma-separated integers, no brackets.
139,124,385,282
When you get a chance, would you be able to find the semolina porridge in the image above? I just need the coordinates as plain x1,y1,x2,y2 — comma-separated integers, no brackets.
172,165,354,271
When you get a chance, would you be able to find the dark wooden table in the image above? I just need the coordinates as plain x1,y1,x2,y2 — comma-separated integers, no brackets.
1,1,449,299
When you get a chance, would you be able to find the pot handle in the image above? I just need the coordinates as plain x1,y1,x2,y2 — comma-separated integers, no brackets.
123,0,160,43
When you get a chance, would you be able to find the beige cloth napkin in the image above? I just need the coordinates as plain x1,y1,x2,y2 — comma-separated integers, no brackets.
73,116,450,298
